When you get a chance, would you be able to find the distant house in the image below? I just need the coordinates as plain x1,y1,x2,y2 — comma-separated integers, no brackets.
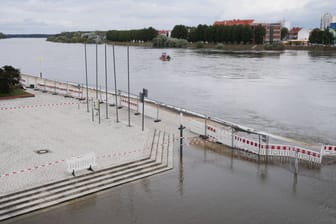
288,27,302,40
158,30,170,37
287,27,311,45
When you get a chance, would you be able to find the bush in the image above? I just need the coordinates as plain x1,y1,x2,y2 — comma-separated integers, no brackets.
264,42,285,51
196,42,204,48
216,43,224,49
152,36,188,48
0,65,21,93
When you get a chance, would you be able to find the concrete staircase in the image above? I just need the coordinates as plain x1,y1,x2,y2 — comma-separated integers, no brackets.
0,129,174,221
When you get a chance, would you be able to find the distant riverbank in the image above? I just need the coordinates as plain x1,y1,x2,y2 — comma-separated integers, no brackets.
107,41,336,52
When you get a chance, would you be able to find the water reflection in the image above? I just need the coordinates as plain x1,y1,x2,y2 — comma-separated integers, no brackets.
178,156,184,196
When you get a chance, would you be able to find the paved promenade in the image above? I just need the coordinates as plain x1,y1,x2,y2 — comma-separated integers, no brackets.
0,88,194,195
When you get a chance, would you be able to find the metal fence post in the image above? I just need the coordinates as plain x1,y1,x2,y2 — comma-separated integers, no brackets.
154,103,161,122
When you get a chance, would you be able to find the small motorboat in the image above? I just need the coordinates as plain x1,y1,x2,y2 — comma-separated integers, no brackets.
160,52,171,61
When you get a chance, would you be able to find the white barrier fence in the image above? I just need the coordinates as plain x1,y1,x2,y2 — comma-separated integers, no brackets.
321,145,336,156
189,120,323,164
36,82,82,98
66,152,96,176
120,95,138,111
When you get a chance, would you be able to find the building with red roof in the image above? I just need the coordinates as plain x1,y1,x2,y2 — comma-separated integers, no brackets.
214,19,255,26
288,27,302,40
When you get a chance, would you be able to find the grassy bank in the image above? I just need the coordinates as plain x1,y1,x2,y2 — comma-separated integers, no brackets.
0,88,34,100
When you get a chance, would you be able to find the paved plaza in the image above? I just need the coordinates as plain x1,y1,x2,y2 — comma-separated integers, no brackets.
0,88,195,195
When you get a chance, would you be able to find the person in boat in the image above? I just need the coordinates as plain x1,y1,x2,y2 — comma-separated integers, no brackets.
160,52,171,61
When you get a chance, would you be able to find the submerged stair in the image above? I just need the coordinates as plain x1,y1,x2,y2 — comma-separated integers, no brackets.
0,129,174,221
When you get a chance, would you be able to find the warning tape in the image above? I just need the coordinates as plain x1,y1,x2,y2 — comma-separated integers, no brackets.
0,159,65,178
0,149,149,178
0,102,79,111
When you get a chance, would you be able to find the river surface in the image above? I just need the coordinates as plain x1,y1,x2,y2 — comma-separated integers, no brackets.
1,38,336,145
1,38,336,223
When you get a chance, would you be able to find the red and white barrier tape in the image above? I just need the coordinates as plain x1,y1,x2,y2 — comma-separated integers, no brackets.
0,148,149,178
0,102,79,111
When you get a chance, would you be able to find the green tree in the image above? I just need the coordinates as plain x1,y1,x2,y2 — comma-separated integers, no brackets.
309,28,322,44
171,25,188,39
0,65,21,93
254,25,266,44
323,29,333,45
281,27,288,40
241,25,253,44
0,32,6,39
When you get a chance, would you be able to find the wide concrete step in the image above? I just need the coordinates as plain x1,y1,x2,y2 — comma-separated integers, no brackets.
0,129,174,222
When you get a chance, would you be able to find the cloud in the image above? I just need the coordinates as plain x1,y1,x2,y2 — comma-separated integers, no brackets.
0,0,334,33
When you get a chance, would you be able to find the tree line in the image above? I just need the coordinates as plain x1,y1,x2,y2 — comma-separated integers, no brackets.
106,27,157,42
171,24,266,44
309,28,335,45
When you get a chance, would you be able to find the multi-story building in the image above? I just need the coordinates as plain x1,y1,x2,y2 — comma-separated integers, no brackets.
320,13,333,30
214,19,255,26
264,23,281,43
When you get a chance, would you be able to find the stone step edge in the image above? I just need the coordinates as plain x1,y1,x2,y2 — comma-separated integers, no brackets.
0,163,173,222
0,133,170,212
0,160,159,210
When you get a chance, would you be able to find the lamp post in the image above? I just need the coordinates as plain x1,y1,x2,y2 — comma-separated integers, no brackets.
84,43,89,112
112,45,119,123
178,112,186,158
140,88,148,131
127,46,131,127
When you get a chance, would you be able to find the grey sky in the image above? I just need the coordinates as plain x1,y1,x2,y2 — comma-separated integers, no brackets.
0,0,334,34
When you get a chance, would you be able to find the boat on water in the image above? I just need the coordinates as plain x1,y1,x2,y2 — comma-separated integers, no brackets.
160,52,171,61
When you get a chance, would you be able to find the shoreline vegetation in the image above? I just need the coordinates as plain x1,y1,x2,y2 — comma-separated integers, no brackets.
0,88,34,100
44,31,336,52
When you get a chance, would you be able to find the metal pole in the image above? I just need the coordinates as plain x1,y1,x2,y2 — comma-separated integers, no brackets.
104,43,108,119
92,101,94,122
84,43,89,112
99,101,101,124
258,135,261,156
142,93,145,131
53,80,57,95
112,45,119,122
95,43,98,99
179,112,185,158
127,46,131,127
231,127,234,148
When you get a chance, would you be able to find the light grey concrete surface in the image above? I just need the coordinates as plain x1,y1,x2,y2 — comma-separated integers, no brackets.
0,81,196,195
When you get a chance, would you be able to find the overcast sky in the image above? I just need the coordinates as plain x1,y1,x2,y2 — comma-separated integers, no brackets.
0,0,334,34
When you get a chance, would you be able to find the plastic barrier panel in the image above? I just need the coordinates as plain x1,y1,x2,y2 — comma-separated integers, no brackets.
66,152,96,173
322,145,336,156
120,96,138,111
189,120,205,136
